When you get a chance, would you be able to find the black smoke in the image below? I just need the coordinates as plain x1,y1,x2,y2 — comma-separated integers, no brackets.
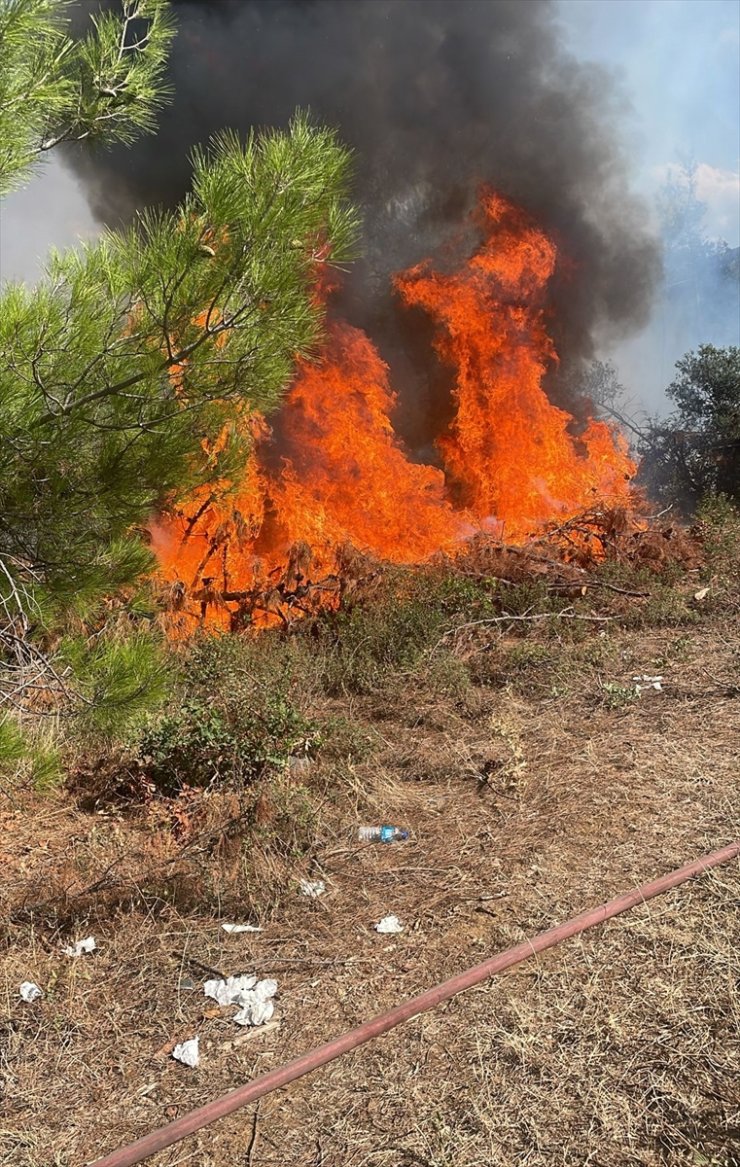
68,0,661,451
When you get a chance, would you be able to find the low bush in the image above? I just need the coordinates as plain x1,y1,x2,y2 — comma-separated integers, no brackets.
137,632,315,794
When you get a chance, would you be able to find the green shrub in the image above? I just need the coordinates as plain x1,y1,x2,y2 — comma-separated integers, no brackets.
314,590,447,695
695,494,740,588
137,632,314,793
309,568,498,696
601,681,639,709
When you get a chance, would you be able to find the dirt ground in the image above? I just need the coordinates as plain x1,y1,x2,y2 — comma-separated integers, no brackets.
1,612,739,1167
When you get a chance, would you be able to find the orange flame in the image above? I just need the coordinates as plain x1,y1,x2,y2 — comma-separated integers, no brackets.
153,192,635,632
396,192,634,539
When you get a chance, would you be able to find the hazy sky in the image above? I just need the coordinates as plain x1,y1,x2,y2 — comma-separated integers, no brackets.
0,0,738,408
557,0,740,245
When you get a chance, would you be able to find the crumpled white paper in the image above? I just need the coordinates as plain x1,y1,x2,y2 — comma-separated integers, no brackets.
221,923,262,934
172,1036,199,1068
633,674,663,694
234,992,275,1028
299,878,326,899
63,936,96,957
204,974,257,1006
19,981,43,1003
375,915,404,934
203,974,278,1026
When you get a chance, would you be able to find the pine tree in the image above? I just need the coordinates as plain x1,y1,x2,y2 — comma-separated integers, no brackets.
0,0,358,774
0,0,175,195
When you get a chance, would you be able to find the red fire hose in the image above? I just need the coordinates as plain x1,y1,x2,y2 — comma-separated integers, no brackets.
89,839,740,1167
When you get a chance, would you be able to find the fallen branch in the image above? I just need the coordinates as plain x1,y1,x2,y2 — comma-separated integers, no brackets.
549,579,650,598
448,562,648,598
443,608,617,639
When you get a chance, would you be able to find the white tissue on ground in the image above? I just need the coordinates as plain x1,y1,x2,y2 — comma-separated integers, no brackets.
19,981,43,1002
63,936,96,957
234,996,275,1027
203,974,257,1006
375,915,404,934
299,878,326,898
203,974,278,1025
172,1036,199,1068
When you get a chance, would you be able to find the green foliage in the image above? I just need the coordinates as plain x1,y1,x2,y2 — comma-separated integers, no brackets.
315,584,450,695
0,116,357,618
27,738,63,790
0,0,175,195
138,699,235,792
0,1,358,746
668,346,740,435
601,681,639,709
0,714,63,790
695,493,740,561
137,633,314,793
63,630,171,738
639,346,740,509
319,715,378,762
0,714,27,768
695,494,740,601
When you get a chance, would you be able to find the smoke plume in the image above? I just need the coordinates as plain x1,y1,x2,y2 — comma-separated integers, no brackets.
68,0,661,446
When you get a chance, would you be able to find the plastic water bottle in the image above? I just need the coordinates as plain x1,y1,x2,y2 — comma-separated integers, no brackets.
358,825,409,843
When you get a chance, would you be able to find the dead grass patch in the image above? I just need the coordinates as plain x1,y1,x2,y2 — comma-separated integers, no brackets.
1,551,739,1166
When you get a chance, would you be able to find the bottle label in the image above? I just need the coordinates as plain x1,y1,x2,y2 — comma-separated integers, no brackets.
379,825,395,843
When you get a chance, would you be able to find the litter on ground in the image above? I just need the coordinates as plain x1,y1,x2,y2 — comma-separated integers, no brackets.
299,878,326,898
204,974,256,1006
203,974,279,1026
19,981,43,1003
633,674,663,693
375,914,404,934
63,936,96,957
221,923,262,934
172,1036,199,1068
234,994,274,1027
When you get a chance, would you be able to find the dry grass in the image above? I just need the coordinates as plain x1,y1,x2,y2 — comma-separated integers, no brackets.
1,599,739,1166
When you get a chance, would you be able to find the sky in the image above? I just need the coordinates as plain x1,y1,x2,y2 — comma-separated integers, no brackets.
557,0,740,245
0,0,738,409
555,0,740,407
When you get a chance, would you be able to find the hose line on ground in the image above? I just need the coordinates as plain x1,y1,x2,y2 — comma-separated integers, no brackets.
89,839,740,1167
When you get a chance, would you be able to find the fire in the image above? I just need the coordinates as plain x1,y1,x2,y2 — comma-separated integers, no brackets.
153,192,635,632
396,192,634,538
267,324,466,561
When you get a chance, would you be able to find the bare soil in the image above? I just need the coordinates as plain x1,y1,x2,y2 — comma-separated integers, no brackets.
1,608,739,1166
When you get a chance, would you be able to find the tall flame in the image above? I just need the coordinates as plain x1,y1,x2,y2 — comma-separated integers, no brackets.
397,192,633,538
153,192,635,631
